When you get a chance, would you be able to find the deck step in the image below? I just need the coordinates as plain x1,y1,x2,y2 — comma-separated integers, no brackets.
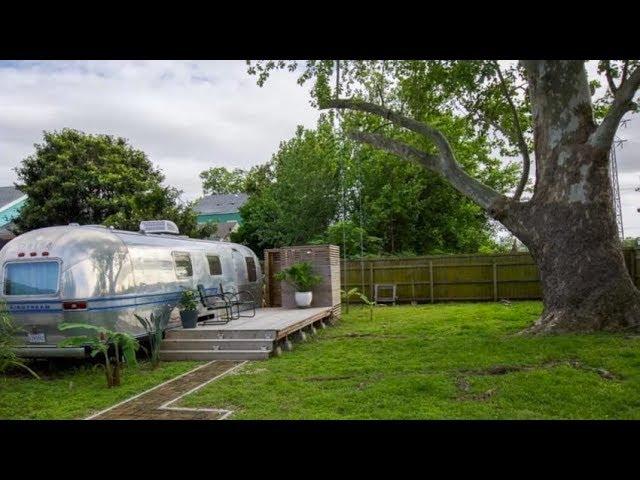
159,349,272,361
165,328,278,340
161,338,274,351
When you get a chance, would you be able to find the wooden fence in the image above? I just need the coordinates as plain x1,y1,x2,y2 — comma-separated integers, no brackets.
342,248,640,303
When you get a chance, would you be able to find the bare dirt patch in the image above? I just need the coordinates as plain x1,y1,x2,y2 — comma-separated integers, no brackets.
455,359,620,402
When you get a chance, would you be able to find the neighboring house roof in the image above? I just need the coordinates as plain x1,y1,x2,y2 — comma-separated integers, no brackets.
0,187,27,228
212,221,239,241
0,226,14,240
195,193,248,215
0,186,24,207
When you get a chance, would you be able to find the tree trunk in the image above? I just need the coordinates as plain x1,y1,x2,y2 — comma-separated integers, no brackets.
505,138,640,333
522,195,640,333
514,61,640,333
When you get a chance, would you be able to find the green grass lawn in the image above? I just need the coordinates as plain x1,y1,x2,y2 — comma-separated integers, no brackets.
180,302,640,419
0,360,200,419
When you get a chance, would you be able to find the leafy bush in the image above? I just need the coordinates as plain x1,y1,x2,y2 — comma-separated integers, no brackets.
58,323,139,388
0,304,39,378
179,290,199,311
275,262,322,292
341,288,376,319
135,310,169,369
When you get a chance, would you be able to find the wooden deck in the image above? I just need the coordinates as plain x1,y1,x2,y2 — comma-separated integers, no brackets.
193,307,333,337
159,306,336,361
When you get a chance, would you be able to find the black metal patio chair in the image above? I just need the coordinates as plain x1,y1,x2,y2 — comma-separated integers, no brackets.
196,284,234,325
218,283,257,319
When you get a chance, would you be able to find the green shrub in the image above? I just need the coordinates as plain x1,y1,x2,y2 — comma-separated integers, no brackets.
58,323,139,388
341,288,376,319
0,303,39,379
135,310,169,369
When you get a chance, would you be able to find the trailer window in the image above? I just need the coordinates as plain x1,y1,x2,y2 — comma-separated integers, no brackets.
172,252,193,279
4,261,60,295
206,255,222,276
245,257,257,282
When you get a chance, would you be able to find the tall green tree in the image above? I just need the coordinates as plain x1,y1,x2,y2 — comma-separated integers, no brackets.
199,166,247,195
14,128,197,235
234,112,514,257
249,59,640,334
342,111,516,255
232,120,343,255
244,163,275,195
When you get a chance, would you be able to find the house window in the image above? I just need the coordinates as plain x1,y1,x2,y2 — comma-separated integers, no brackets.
245,257,257,282
207,254,222,275
172,252,193,279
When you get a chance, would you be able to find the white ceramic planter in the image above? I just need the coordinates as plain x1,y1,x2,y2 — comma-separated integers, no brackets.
295,291,313,308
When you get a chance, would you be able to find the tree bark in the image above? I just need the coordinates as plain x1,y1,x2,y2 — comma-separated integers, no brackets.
517,145,640,333
322,60,640,334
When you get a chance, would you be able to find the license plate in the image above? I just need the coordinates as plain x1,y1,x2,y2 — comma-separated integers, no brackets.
27,332,46,344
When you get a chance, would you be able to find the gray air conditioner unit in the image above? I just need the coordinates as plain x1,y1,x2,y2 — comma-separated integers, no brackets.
139,220,180,235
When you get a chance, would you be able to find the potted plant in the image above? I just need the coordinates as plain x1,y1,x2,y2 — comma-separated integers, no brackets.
179,290,199,328
275,261,322,308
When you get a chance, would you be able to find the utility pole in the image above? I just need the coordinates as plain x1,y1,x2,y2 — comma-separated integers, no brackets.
610,139,625,240
610,118,629,241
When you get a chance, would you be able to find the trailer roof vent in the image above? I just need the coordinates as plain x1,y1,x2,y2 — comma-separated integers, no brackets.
139,220,180,235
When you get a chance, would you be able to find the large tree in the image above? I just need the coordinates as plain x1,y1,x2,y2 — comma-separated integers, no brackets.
14,128,198,235
341,111,518,255
199,166,247,195
232,120,347,252
249,60,640,334
232,120,343,255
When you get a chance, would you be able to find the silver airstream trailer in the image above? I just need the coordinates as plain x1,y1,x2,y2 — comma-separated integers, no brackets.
0,220,262,358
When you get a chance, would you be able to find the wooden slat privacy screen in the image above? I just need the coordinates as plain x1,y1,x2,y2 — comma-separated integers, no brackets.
264,245,341,310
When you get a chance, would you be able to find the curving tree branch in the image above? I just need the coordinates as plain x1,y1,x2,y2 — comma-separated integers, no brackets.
622,60,630,84
322,98,457,161
349,131,439,168
321,98,507,213
603,60,619,94
493,61,531,200
590,65,640,149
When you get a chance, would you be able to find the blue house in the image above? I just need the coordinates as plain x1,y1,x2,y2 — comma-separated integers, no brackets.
194,193,248,242
195,193,248,225
0,186,27,247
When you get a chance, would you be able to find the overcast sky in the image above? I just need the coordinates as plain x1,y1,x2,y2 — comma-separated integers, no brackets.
1,60,639,236
0,60,320,199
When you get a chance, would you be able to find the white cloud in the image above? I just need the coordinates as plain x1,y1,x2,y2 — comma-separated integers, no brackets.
1,60,639,236
0,60,320,201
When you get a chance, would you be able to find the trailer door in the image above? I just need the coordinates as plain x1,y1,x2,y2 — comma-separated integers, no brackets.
231,248,247,286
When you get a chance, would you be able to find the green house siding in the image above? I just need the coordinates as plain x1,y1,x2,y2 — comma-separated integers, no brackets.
0,197,27,227
197,212,242,225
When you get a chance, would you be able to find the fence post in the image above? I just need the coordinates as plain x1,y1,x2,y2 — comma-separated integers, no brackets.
369,261,374,300
631,246,638,289
429,260,434,303
411,266,416,304
493,262,498,301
